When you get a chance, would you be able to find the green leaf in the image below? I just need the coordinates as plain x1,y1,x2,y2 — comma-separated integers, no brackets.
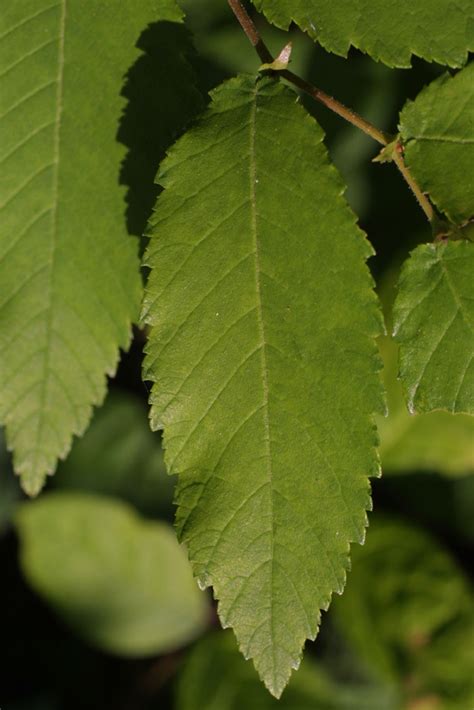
177,631,400,710
143,74,383,696
400,63,474,223
177,631,339,709
56,390,173,515
378,329,474,474
393,240,474,414
0,0,195,495
377,267,474,475
15,492,208,656
331,517,474,708
251,0,474,68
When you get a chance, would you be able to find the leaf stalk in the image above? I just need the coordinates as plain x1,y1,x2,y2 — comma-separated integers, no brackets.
228,0,434,223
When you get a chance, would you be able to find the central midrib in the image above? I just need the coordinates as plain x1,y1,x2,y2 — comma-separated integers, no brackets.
33,0,67,465
248,84,277,681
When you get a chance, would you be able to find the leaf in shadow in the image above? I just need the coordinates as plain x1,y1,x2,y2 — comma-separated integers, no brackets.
118,20,205,238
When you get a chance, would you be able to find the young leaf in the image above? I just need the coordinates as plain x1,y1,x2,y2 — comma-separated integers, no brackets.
0,0,197,496
143,74,383,696
400,63,474,223
16,492,208,656
393,240,474,414
251,0,474,68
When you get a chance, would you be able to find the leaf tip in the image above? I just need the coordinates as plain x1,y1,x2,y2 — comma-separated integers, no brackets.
261,670,288,700
20,472,47,498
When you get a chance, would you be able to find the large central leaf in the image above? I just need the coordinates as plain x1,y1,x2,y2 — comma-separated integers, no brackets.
143,75,383,696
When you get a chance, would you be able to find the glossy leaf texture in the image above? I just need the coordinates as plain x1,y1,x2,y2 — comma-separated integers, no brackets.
142,74,384,696
400,62,474,224
393,240,474,414
251,0,474,68
15,492,208,655
0,0,201,495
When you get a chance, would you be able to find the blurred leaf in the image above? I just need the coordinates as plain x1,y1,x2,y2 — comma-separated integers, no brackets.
251,0,474,68
393,241,474,414
417,612,474,710
56,389,173,515
16,492,208,656
400,64,474,223
332,518,474,708
336,683,399,710
176,631,397,710
177,632,336,709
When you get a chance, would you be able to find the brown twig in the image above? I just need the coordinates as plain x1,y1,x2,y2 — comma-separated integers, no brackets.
228,0,273,64
228,0,434,222
392,148,434,221
281,69,391,146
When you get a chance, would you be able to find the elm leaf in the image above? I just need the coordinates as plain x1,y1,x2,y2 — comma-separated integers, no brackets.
0,0,200,495
400,63,474,224
143,74,383,696
251,0,474,68
377,267,474,476
393,240,474,414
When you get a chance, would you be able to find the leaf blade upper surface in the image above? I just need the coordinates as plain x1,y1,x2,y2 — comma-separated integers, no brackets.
143,75,383,696
393,240,474,414
377,268,474,476
400,63,474,224
0,0,196,494
251,0,474,68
